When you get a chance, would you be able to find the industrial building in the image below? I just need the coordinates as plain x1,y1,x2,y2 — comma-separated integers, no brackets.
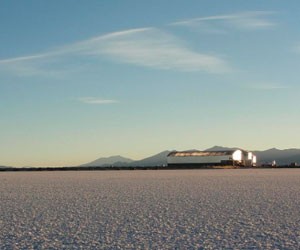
167,149,256,167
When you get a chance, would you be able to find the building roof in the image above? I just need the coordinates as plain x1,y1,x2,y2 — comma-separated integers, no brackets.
167,150,238,157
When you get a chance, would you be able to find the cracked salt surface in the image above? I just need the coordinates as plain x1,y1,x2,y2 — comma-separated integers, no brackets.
1,169,300,249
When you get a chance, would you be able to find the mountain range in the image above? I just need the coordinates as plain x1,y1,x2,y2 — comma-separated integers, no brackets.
80,151,170,167
81,155,133,167
80,146,300,167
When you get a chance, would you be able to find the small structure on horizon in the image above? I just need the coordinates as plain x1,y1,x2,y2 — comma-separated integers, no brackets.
261,160,277,167
167,149,256,167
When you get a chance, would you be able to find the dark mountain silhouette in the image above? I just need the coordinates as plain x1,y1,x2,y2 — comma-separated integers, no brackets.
129,151,170,167
81,155,133,167
80,151,170,167
0,165,11,169
254,148,300,165
205,145,237,151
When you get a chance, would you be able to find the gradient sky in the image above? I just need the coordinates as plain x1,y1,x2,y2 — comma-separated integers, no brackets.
1,0,300,167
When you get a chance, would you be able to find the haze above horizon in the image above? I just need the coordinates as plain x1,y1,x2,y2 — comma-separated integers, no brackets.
1,0,300,167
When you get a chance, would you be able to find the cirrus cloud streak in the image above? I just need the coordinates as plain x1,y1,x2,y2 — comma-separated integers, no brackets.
78,97,119,104
171,11,276,32
0,28,231,76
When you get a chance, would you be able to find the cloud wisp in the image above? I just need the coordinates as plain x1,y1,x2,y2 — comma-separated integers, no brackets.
0,50,76,77
70,28,231,73
78,97,119,104
171,11,276,32
0,28,231,76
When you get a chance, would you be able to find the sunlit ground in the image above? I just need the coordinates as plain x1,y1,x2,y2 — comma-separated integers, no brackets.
1,169,300,249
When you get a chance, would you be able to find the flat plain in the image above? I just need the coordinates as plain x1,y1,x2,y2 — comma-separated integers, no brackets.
1,169,300,249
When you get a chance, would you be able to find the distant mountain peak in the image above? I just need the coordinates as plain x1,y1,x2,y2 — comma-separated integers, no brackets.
129,150,170,167
254,147,300,165
205,146,236,151
80,150,171,168
265,147,279,151
80,155,133,167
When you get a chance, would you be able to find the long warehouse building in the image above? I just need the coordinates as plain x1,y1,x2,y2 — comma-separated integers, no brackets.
167,149,256,167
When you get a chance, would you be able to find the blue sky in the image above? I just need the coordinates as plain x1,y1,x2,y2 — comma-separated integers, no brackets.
1,0,300,166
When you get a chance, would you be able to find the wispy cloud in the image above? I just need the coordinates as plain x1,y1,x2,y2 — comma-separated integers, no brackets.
0,27,231,76
171,11,276,32
72,28,231,73
0,50,76,77
0,53,50,64
78,97,119,104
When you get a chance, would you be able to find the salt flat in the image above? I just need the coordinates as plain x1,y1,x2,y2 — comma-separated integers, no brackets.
0,169,300,249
